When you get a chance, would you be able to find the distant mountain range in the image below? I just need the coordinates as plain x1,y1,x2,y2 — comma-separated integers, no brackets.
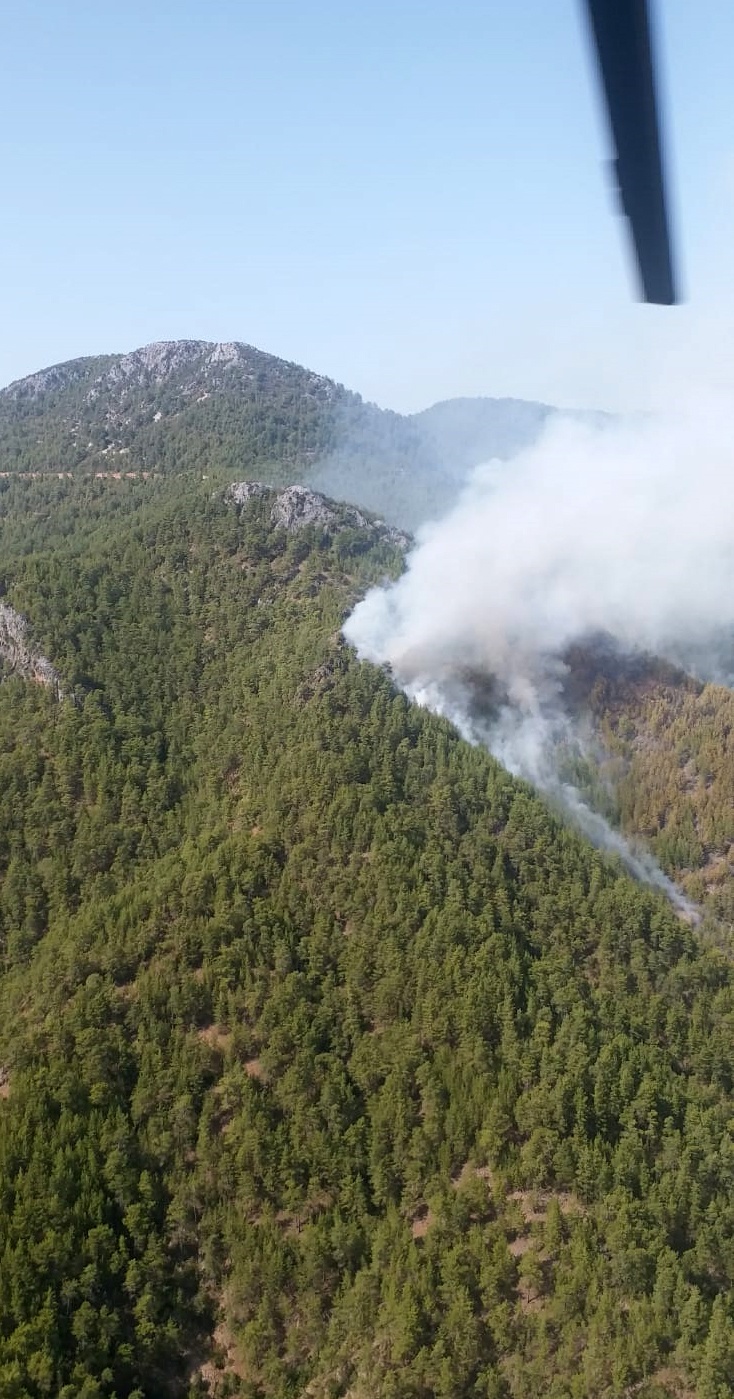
0,339,591,529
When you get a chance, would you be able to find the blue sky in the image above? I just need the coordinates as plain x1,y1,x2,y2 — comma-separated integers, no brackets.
3,1,734,411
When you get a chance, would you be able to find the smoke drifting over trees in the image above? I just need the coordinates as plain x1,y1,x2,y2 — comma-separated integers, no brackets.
345,403,734,899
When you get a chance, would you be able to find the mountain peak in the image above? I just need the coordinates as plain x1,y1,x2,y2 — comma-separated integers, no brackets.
2,339,342,403
0,337,578,530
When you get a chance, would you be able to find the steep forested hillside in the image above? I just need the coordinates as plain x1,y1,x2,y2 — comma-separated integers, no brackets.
0,477,731,1399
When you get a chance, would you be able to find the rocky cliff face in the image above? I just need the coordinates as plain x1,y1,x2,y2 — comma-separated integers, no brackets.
225,481,410,548
0,603,61,694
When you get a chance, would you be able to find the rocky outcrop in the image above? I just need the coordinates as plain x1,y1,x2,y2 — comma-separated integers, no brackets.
89,340,210,394
225,482,410,549
82,341,342,406
271,484,367,532
3,359,104,401
225,481,270,508
0,603,62,695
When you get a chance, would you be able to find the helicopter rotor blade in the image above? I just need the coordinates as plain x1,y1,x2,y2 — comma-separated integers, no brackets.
584,0,677,304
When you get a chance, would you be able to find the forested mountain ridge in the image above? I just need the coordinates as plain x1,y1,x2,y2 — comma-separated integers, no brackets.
0,340,354,483
0,475,731,1399
0,342,570,529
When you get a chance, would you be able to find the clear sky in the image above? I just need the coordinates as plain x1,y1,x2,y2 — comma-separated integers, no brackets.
3,1,734,412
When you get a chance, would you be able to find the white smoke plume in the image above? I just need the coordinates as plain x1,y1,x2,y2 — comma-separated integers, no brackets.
345,403,734,911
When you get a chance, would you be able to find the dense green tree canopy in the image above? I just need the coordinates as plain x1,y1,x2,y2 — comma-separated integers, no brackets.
0,477,731,1399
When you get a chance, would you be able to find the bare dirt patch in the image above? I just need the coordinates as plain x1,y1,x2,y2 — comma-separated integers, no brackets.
197,1024,233,1053
198,1317,250,1394
507,1188,585,1224
623,1365,697,1398
410,1208,433,1240
452,1161,494,1191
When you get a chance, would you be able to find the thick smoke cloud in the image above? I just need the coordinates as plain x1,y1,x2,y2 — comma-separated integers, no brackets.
345,404,734,908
